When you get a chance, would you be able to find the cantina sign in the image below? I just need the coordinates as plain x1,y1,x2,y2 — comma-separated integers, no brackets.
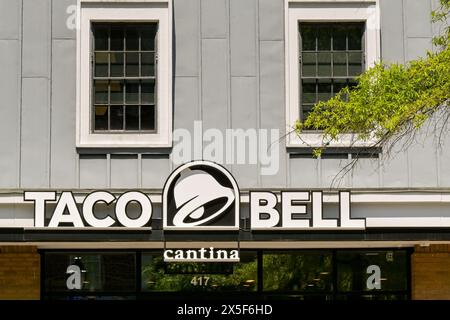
24,160,365,230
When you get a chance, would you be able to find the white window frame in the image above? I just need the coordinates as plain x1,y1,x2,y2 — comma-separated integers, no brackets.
76,0,172,148
285,0,380,148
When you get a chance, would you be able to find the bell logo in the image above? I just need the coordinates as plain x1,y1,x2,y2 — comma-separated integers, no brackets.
163,161,240,230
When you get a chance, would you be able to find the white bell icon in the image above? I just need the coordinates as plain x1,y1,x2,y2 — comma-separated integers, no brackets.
172,169,235,227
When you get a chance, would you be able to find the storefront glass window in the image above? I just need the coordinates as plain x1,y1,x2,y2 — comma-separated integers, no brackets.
41,249,409,300
336,250,408,294
262,251,333,293
43,252,136,295
141,251,257,292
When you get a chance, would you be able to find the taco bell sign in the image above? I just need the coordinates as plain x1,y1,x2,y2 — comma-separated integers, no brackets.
24,160,365,230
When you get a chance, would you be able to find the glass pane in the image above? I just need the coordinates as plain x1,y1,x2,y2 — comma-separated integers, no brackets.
94,27,109,51
126,80,139,104
141,106,156,131
126,26,139,51
110,106,124,130
302,105,314,124
126,53,140,77
302,79,316,104
336,250,408,293
125,106,139,130
141,25,157,51
333,79,348,97
333,52,347,77
95,106,108,130
348,52,363,76
302,104,314,114
318,80,332,102
317,27,331,50
317,52,331,77
348,80,358,90
95,53,108,77
110,81,124,104
300,25,316,51
110,27,124,51
263,251,333,292
141,252,257,292
302,53,316,77
348,25,363,50
141,80,155,104
141,52,155,77
94,80,108,104
333,26,347,50
110,53,124,77
43,252,136,293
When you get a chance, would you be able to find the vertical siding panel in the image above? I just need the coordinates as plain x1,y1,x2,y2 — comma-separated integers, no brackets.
201,39,228,133
351,158,380,188
50,39,77,188
0,0,21,40
231,77,258,188
408,131,438,188
258,0,284,41
172,77,199,168
200,0,230,167
259,41,286,187
52,0,77,39
320,158,351,188
289,156,319,188
20,78,50,188
174,0,200,76
230,0,256,76
173,77,200,132
79,155,107,189
142,155,171,189
381,144,409,188
404,0,432,37
406,38,433,61
380,0,405,63
201,0,227,38
0,40,20,188
110,155,139,189
22,0,50,77
404,0,433,62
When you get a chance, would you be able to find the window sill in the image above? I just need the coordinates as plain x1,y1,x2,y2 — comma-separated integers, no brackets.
76,143,173,149
77,133,172,149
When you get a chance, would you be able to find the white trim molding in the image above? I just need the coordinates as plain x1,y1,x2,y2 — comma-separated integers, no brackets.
76,0,173,148
285,0,380,148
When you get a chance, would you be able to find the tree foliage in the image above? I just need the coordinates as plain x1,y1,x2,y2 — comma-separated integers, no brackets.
295,0,450,159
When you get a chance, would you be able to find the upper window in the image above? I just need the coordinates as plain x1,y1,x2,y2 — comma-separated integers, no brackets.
285,0,380,147
77,1,172,148
93,23,158,133
300,23,365,129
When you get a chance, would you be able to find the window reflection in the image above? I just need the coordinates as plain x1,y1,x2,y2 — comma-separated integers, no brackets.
336,250,408,293
141,252,257,292
44,252,136,293
263,251,333,293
